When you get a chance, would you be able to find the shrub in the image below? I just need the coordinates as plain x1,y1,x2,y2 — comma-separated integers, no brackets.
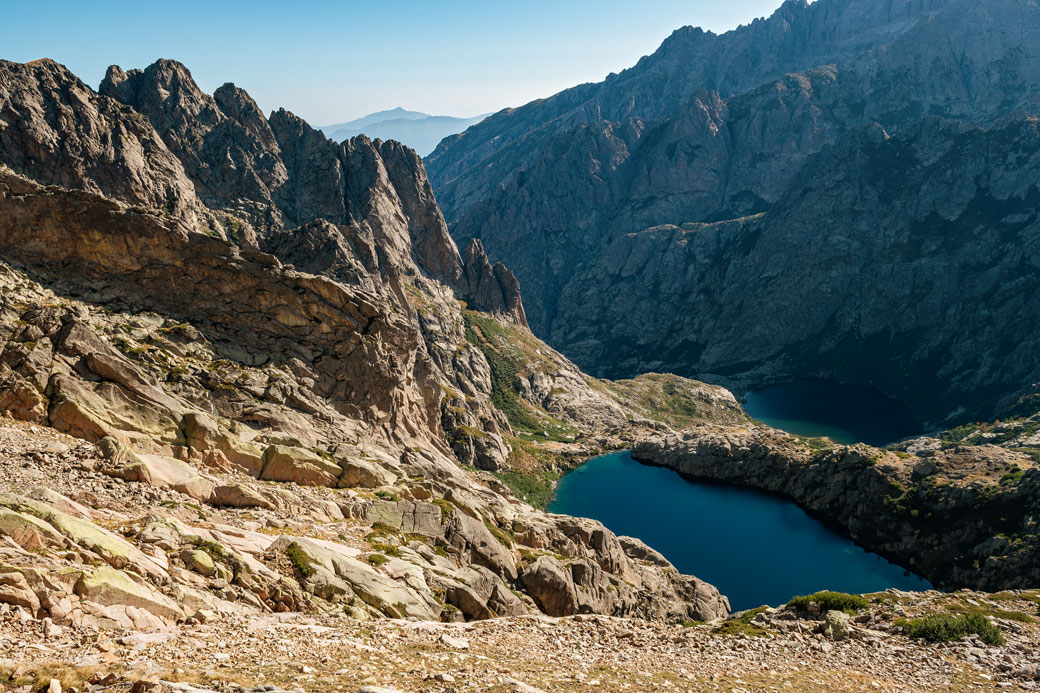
897,613,1004,646
787,591,870,614
285,542,316,578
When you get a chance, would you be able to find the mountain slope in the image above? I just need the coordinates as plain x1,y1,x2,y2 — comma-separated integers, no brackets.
0,56,742,628
424,0,1040,424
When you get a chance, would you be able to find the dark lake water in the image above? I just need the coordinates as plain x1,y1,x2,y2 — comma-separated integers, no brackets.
548,451,930,611
743,379,922,446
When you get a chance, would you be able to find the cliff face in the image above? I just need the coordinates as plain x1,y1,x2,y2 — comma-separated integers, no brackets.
556,118,1040,423
426,0,1040,422
633,421,1040,593
0,57,737,627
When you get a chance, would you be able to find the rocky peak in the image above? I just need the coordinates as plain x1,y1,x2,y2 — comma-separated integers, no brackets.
213,82,280,150
373,137,464,284
0,58,204,226
462,238,527,327
102,59,290,229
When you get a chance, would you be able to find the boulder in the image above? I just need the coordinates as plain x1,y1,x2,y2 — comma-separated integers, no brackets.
820,609,852,641
213,484,273,509
182,412,265,477
268,536,440,619
181,549,216,577
260,445,341,487
617,535,671,568
364,500,443,537
441,510,517,581
338,456,397,488
443,565,526,620
520,556,579,617
106,452,217,503
0,571,42,613
0,508,64,551
0,494,162,575
74,565,184,623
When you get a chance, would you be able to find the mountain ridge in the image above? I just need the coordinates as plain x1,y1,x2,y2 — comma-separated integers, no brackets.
424,0,1040,425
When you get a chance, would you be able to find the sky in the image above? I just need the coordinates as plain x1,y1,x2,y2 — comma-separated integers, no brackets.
2,0,788,126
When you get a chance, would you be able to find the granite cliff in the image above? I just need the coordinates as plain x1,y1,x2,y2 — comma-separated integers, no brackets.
426,0,1040,424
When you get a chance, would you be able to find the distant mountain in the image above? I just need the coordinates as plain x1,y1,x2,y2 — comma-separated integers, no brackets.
319,108,488,156
425,0,1040,425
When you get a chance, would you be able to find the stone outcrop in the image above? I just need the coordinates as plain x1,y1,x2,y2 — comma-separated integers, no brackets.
0,59,205,226
633,424,1040,592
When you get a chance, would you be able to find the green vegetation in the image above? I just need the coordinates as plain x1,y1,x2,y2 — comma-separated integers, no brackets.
897,613,1004,645
432,498,455,522
1000,466,1025,485
714,607,771,637
464,312,541,431
787,591,870,614
462,311,577,442
493,468,560,510
193,539,228,561
284,542,316,578
947,601,1037,624
484,521,515,547
367,553,390,567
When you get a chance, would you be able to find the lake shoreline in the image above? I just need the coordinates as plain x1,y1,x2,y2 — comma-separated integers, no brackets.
549,449,930,610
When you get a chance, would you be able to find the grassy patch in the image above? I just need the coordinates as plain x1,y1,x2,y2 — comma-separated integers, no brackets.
285,542,316,579
484,521,515,547
788,591,869,614
948,602,1037,624
897,613,1004,645
367,553,390,567
464,312,541,431
432,498,455,522
493,468,560,509
713,606,770,637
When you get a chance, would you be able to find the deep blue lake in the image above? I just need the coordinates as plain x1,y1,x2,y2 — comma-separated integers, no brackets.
549,450,931,611
743,379,922,446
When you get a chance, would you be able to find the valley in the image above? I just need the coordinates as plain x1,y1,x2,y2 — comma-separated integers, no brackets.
1,0,1040,690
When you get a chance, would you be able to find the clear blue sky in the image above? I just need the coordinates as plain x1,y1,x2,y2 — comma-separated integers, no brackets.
2,0,787,125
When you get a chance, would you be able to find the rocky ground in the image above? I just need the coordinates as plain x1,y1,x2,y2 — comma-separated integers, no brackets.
3,587,1040,693
2,408,1040,692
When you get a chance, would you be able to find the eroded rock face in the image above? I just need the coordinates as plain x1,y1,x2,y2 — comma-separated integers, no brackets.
0,59,204,226
426,0,1040,423
555,117,1040,422
0,57,736,627
633,424,1040,592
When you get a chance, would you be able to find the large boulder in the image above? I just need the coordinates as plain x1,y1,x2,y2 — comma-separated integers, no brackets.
268,536,441,619
74,565,185,623
260,445,341,486
338,455,398,488
442,565,527,620
520,556,579,617
364,500,443,537
440,510,517,581
181,412,265,477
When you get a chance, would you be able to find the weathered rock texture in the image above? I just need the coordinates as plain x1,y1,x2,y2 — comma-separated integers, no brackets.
634,424,1040,592
0,57,737,626
426,0,1040,424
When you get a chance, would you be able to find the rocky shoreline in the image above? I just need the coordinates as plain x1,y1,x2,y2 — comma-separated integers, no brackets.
633,424,1040,593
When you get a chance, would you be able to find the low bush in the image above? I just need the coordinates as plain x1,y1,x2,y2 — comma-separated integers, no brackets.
787,591,870,614
897,613,1004,645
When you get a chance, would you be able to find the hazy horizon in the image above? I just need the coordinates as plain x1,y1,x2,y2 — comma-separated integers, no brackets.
3,0,789,125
